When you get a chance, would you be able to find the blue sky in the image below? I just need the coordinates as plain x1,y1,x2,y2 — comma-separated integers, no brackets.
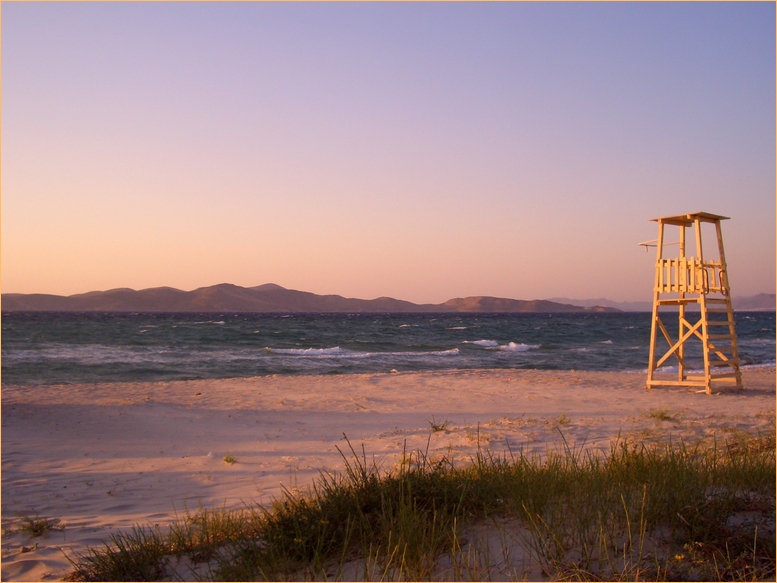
2,2,774,302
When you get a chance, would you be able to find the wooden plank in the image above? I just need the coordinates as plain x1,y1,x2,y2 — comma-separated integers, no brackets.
656,318,703,368
716,218,743,391
709,360,739,367
673,259,679,291
656,316,673,346
646,221,665,384
652,212,729,224
673,259,678,291
647,380,707,387
695,219,712,394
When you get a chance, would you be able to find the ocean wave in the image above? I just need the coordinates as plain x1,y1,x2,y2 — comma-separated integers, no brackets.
261,347,460,359
373,347,459,358
740,338,775,346
2,344,184,366
463,339,499,347
498,342,540,352
640,360,777,374
447,326,467,330
265,347,344,356
742,361,776,369
428,348,460,356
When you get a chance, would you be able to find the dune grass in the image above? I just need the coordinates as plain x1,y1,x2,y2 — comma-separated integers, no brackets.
12,514,65,538
65,429,775,581
647,408,674,422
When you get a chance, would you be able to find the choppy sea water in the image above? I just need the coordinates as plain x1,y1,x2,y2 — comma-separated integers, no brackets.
2,311,774,386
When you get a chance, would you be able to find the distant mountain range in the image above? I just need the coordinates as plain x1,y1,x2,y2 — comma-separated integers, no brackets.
733,293,777,311
2,284,772,313
547,297,654,312
549,294,776,312
2,283,620,313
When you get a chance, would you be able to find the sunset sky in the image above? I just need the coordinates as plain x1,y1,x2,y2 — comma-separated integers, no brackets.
2,2,775,304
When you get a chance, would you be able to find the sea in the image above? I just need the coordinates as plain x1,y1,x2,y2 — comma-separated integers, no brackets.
1,311,774,386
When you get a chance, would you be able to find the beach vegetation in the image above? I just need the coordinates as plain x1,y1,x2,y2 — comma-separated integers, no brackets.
14,514,65,538
65,429,775,581
648,407,674,421
223,453,238,465
429,418,450,432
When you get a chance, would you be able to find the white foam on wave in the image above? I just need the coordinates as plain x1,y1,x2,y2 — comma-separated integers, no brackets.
600,340,613,344
398,324,418,328
447,326,467,330
371,348,460,358
630,361,776,374
261,347,461,359
377,348,459,357
742,361,776,369
498,342,540,352
265,347,344,356
429,348,460,356
463,339,499,347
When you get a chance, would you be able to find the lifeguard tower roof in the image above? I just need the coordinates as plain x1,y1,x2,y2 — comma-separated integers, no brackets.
650,212,730,226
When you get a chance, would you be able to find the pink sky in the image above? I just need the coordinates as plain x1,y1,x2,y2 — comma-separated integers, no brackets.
2,3,774,303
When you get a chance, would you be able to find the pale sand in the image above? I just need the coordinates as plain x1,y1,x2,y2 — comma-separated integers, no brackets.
2,368,774,581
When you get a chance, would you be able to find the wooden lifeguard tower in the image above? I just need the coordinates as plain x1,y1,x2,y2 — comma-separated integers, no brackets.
642,212,742,394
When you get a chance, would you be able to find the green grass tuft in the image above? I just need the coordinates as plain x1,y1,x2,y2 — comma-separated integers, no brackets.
64,429,776,581
15,514,65,538
429,417,450,432
648,407,674,421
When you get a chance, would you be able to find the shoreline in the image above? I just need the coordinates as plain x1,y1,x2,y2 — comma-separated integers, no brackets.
2,368,774,581
2,361,775,390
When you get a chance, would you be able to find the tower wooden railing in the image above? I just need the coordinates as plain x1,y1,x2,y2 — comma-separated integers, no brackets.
655,258,727,295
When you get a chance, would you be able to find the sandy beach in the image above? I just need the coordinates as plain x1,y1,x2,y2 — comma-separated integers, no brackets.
2,368,774,581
